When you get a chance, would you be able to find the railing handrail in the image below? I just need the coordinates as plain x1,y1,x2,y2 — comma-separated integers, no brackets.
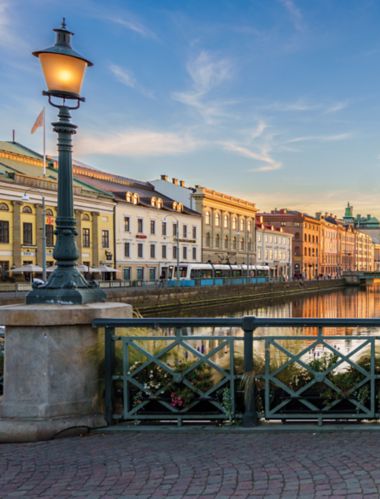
93,316,380,329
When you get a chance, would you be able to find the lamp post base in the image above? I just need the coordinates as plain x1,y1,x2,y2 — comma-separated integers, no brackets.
26,266,106,304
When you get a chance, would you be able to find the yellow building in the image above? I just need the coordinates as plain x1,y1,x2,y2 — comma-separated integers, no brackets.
0,141,115,278
192,186,257,264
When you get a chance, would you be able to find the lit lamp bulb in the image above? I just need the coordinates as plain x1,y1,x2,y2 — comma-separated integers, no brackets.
33,19,92,100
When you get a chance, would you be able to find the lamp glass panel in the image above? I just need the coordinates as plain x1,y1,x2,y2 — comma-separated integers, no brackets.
38,53,87,95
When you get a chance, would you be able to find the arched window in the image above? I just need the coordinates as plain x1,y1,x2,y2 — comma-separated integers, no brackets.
223,214,228,228
240,218,244,231
224,235,229,249
248,239,252,251
247,220,251,231
215,234,220,248
233,236,237,249
206,232,211,247
126,192,132,203
151,197,157,207
215,212,220,227
232,217,237,230
22,206,32,214
132,193,139,205
46,209,54,217
205,212,210,225
0,203,9,211
82,213,90,221
240,238,244,250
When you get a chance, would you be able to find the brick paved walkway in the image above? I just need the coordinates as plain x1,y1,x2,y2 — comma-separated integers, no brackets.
1,431,380,498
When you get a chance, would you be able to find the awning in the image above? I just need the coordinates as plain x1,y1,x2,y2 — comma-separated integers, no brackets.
92,265,117,273
11,264,43,273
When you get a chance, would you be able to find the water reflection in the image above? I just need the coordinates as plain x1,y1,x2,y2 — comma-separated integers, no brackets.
163,283,380,363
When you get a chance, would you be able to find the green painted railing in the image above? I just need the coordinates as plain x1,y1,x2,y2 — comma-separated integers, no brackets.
93,317,380,426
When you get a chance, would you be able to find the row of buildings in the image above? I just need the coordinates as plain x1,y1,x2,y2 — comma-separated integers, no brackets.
0,140,377,282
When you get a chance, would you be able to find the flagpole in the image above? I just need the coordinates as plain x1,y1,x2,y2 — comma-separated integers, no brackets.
43,107,46,177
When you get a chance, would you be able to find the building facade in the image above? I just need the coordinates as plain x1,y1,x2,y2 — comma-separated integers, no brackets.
74,167,202,282
255,219,293,279
258,209,320,279
0,141,115,278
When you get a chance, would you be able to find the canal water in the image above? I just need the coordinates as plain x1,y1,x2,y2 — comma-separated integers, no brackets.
158,282,380,363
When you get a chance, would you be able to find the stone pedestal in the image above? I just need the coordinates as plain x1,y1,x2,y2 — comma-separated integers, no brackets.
0,302,132,442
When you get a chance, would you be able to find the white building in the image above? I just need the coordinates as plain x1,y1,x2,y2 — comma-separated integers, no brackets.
256,222,293,280
74,168,202,282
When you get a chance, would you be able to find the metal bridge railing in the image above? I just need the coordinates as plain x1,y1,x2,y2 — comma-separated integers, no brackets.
93,317,380,426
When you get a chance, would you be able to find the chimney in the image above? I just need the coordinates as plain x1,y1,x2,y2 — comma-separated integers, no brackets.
172,178,179,186
179,180,185,187
160,174,169,181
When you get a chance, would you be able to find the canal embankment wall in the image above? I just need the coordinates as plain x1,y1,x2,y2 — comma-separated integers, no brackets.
0,279,346,314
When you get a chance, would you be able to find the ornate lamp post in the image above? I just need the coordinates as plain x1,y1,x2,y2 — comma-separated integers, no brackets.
27,19,105,304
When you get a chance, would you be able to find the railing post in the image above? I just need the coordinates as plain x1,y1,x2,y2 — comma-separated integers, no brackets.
242,316,258,427
104,326,115,426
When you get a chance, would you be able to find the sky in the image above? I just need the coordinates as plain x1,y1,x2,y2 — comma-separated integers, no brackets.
1,0,380,218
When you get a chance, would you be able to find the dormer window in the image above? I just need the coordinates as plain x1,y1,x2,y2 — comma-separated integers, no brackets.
126,192,132,203
132,193,139,205
151,196,157,207
157,198,163,209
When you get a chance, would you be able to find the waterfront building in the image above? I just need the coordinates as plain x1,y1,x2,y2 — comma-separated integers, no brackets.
255,217,293,279
258,209,320,280
355,230,374,271
152,175,257,265
74,168,202,281
0,141,115,277
316,213,340,277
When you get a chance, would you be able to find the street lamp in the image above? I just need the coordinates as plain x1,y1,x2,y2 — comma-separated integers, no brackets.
27,19,105,304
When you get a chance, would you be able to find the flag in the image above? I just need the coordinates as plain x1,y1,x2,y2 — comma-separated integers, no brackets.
31,109,45,134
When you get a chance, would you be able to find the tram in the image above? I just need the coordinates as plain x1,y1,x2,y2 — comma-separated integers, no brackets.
161,263,270,287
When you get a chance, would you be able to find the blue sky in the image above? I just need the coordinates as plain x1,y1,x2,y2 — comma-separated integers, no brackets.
2,0,380,217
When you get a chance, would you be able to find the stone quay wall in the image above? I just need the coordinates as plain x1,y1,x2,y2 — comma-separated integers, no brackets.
0,279,345,315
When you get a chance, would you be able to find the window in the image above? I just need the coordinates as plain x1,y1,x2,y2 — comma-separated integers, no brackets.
162,245,167,259
137,243,143,258
150,220,155,235
205,212,210,225
183,246,187,260
215,234,220,248
248,239,252,251
247,220,251,231
173,223,178,237
82,213,90,221
240,238,244,250
124,242,130,258
123,267,131,280
46,224,54,247
232,217,237,230
150,244,156,258
192,226,197,239
233,236,237,249
224,235,229,249
0,203,8,211
83,228,90,248
0,221,9,243
240,219,244,231
173,246,177,259
0,261,9,274
149,268,156,282
124,217,130,232
215,213,220,227
223,214,228,228
138,219,143,233
162,221,167,236
22,206,32,214
183,225,187,238
192,247,197,260
23,222,33,245
137,267,144,280
102,230,109,248
206,232,211,247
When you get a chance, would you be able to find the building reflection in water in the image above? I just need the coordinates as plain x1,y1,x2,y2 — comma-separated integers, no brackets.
172,282,380,366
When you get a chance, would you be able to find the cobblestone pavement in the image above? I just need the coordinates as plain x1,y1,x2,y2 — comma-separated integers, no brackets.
1,430,380,498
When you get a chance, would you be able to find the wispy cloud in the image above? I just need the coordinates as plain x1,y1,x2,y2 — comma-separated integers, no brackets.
173,51,234,123
324,101,349,114
287,133,352,144
104,13,157,39
109,64,154,98
77,129,200,157
265,99,319,112
279,0,305,32
0,0,26,52
223,142,282,173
